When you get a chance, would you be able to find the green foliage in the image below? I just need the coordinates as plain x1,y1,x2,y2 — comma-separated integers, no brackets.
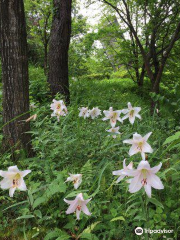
0,68,180,239
80,73,110,81
110,68,129,79
25,0,52,66
29,65,50,102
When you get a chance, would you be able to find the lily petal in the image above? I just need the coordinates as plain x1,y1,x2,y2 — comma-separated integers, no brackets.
66,201,78,214
0,178,12,189
21,170,31,177
76,209,81,220
129,175,142,193
8,166,19,172
143,132,152,141
82,204,91,216
116,175,125,183
129,145,139,156
133,133,143,142
148,173,164,189
150,163,162,174
9,187,16,197
123,139,134,144
142,142,153,153
144,184,152,198
18,179,27,191
134,107,141,112
136,114,141,120
129,115,135,124
128,102,132,109
112,170,123,176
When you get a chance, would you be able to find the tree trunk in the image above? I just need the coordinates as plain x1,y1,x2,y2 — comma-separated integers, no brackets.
0,0,32,157
48,0,72,103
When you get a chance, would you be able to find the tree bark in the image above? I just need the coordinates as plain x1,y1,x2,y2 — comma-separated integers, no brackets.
0,0,31,156
48,0,72,103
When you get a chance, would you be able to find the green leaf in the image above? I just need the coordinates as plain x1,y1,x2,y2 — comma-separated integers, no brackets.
133,215,146,221
80,233,99,240
44,229,70,240
44,231,60,240
34,210,42,219
82,221,101,233
33,196,46,209
16,215,35,220
148,198,164,209
89,161,110,198
56,235,70,240
110,216,125,222
126,202,141,213
3,200,28,211
45,182,66,198
32,232,40,238
28,190,34,206
163,131,180,145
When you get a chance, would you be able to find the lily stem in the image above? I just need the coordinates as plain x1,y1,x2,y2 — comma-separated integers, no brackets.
141,195,149,240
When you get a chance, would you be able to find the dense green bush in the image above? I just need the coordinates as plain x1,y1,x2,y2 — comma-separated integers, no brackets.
110,68,129,79
80,73,110,81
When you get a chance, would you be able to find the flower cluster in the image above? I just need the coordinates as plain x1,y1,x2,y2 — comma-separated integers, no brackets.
50,99,68,121
113,132,164,198
0,100,164,221
78,102,142,138
64,173,92,219
79,107,101,119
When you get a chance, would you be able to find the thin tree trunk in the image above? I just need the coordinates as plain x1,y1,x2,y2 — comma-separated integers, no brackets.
44,41,48,75
138,64,145,87
150,80,160,115
0,0,32,157
48,0,72,103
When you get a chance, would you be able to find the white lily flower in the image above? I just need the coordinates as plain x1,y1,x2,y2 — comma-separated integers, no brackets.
106,126,121,138
123,132,153,160
0,166,31,197
103,107,122,127
89,107,101,119
64,193,91,220
51,107,67,122
122,102,141,124
65,173,82,189
50,99,68,121
79,107,89,119
125,160,164,198
30,103,36,110
50,99,68,113
112,159,133,182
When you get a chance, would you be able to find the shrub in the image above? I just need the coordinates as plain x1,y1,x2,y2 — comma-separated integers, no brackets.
80,73,110,81
29,65,50,103
110,67,128,79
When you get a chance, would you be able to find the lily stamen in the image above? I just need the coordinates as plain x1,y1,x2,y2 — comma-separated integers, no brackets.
141,178,147,185
76,205,81,211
